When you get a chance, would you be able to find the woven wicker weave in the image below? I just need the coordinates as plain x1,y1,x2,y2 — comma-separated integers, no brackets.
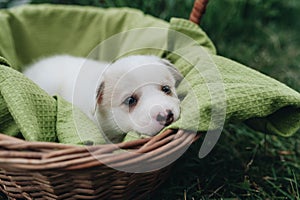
0,0,208,199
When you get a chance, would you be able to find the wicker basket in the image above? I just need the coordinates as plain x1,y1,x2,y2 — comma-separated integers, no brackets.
0,0,208,199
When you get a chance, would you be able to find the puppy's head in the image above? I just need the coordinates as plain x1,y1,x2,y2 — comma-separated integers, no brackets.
95,55,182,140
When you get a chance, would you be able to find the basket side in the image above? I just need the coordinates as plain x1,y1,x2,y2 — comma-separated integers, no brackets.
0,163,172,200
0,130,197,200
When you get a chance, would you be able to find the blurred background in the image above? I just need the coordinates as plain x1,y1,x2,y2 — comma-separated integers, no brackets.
0,0,299,199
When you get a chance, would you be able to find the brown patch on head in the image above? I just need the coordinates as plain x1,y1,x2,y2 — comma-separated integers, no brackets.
96,82,105,104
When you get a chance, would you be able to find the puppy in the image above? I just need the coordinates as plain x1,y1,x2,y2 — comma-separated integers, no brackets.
24,55,182,141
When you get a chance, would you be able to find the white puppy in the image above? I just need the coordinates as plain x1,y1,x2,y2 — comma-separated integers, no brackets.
24,55,182,141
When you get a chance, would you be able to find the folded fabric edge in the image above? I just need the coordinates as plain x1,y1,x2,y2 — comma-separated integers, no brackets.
0,56,11,67
246,106,300,137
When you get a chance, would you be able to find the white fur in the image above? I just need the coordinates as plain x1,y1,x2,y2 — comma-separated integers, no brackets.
24,55,181,141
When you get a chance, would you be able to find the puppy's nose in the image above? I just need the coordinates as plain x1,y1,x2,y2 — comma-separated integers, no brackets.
156,109,174,126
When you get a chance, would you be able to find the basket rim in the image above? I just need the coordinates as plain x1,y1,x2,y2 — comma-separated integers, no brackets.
0,129,200,171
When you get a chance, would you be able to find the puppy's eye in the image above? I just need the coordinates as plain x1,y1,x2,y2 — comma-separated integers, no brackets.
161,85,172,95
123,96,138,107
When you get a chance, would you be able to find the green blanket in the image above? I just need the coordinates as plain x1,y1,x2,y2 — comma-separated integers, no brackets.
0,5,299,145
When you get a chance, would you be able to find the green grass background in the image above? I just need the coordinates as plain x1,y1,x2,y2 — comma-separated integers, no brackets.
1,0,299,199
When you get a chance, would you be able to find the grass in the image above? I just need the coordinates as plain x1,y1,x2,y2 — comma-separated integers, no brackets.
201,0,300,92
1,0,300,199
151,124,300,199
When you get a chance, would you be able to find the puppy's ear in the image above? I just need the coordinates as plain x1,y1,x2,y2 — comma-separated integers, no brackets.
92,82,105,116
161,59,183,86
96,82,105,105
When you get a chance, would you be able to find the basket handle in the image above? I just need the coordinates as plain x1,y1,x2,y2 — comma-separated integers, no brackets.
189,0,209,24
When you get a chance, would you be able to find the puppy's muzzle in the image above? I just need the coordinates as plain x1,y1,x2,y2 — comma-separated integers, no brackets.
156,109,174,126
